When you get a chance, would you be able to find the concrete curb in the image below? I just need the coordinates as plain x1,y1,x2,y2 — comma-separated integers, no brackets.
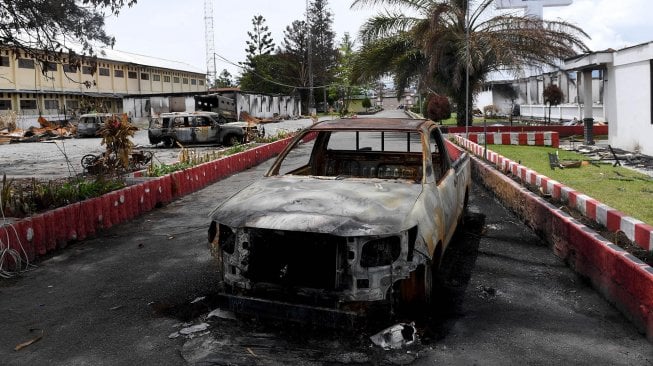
445,138,653,341
453,134,653,252
0,134,314,268
444,125,607,138
465,132,559,148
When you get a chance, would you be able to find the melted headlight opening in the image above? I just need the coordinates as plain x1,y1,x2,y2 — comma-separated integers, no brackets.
218,224,236,254
360,236,401,268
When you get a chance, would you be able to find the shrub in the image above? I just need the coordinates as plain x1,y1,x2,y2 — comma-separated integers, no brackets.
426,94,451,122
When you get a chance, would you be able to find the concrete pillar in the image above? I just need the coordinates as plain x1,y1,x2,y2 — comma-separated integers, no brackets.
582,70,594,145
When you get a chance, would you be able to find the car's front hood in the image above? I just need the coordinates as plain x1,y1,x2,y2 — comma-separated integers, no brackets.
210,176,423,236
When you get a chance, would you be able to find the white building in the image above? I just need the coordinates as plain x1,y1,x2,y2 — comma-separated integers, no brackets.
479,41,653,155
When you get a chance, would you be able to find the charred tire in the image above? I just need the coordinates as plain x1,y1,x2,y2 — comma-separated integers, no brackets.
162,137,175,148
223,134,239,146
394,262,434,315
81,154,99,169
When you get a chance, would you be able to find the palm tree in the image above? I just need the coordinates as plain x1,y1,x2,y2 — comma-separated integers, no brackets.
350,0,589,126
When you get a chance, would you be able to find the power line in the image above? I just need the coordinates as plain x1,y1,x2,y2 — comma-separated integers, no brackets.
213,51,369,91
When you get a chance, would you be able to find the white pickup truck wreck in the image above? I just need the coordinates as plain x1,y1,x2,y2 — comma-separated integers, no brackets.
208,118,471,317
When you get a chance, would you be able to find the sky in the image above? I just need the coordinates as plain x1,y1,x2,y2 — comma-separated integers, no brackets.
104,0,653,79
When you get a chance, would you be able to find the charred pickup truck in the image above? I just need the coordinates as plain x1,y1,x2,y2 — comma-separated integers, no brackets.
208,118,470,316
148,111,261,148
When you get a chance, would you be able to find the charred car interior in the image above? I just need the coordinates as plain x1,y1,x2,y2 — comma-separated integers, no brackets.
208,118,471,317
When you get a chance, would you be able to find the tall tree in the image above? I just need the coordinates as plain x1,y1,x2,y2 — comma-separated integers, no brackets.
308,0,338,108
281,20,310,109
351,0,588,126
330,33,359,115
215,69,234,88
238,54,294,95
0,0,136,69
244,15,275,67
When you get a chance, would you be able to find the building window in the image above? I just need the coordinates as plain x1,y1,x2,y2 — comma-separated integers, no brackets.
20,100,37,110
191,79,197,85
63,64,77,73
153,74,161,81
0,100,11,110
140,73,149,80
163,75,171,82
44,99,59,110
43,62,57,72
99,68,110,76
114,69,124,78
18,59,34,69
182,78,189,84
0,56,9,67
82,66,93,75
128,71,137,79
173,77,180,83
199,80,204,86
66,100,79,109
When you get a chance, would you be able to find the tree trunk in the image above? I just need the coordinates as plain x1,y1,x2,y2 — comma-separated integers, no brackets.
455,91,473,126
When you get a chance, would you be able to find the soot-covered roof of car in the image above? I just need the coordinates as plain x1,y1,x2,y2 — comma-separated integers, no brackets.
309,118,432,131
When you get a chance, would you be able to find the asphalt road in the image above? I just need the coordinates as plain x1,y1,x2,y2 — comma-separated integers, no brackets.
1,110,651,365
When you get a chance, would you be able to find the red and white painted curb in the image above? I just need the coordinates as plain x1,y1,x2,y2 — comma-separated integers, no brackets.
445,138,653,342
453,134,653,252
466,131,559,148
0,134,313,269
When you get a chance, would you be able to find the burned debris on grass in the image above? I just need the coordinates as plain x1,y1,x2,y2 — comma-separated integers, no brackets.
0,115,76,144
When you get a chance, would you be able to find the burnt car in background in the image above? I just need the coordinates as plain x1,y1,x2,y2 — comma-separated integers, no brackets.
148,111,261,148
75,113,115,137
208,118,471,314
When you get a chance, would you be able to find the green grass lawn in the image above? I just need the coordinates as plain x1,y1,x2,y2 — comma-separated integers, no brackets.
488,145,653,225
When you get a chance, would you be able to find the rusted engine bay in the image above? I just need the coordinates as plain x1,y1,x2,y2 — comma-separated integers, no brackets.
213,224,426,305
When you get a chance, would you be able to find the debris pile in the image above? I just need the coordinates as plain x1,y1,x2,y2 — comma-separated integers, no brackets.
370,322,418,350
0,116,75,144
560,140,653,176
239,111,281,124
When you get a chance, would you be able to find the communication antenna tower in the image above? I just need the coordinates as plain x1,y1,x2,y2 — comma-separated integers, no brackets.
204,0,216,87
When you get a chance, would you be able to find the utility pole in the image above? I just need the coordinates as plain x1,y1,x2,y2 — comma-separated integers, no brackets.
306,0,314,114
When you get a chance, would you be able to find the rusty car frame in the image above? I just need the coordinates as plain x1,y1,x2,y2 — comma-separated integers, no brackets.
208,118,471,317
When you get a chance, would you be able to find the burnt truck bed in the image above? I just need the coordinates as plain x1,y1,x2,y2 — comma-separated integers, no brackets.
208,118,471,318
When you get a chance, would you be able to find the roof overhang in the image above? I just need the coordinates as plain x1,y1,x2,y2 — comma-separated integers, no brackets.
563,51,614,72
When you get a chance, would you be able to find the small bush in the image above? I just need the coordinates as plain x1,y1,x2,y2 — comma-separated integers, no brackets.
426,94,451,123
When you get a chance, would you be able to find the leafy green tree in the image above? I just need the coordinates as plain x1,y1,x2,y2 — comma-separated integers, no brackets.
329,33,359,115
543,83,564,124
244,15,275,67
215,69,234,88
351,0,588,126
0,0,136,70
238,54,293,94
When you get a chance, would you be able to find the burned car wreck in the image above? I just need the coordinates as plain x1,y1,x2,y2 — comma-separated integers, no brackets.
208,118,471,314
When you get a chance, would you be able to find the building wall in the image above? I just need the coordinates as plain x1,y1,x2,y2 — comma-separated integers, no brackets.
608,43,653,155
0,49,207,127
